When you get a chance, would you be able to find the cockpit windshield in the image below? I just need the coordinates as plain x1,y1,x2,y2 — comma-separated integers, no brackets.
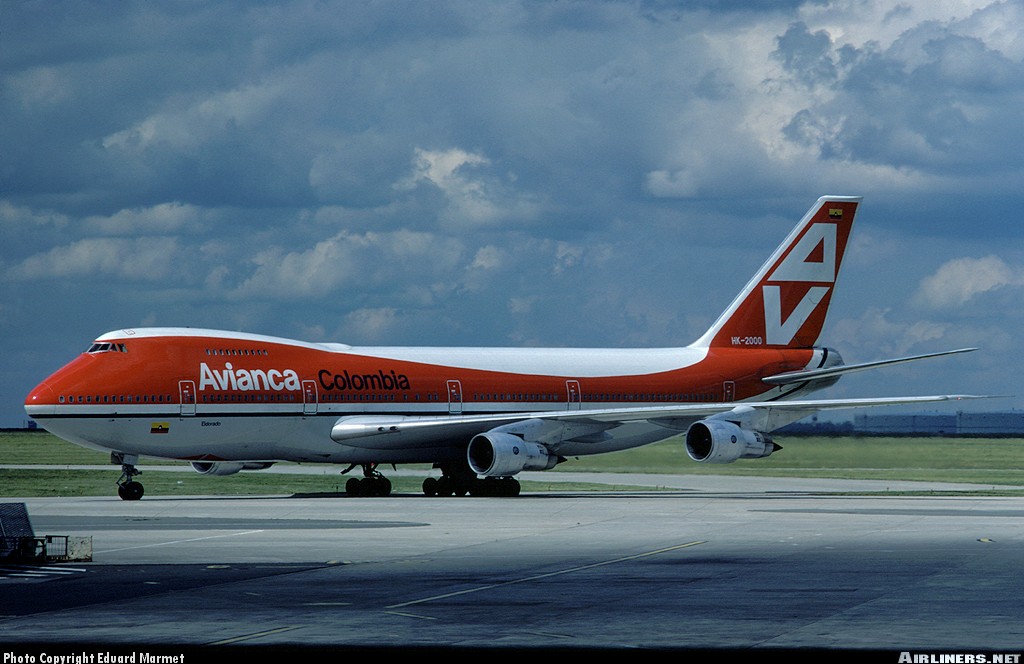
86,342,128,354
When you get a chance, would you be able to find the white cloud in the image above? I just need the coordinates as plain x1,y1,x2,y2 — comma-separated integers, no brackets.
830,306,951,359
508,295,537,315
469,245,504,271
101,81,286,153
795,0,1004,54
0,200,70,228
915,255,1024,308
644,169,701,199
84,202,204,235
552,241,584,274
341,307,400,340
236,234,366,299
234,229,464,299
399,147,542,228
9,237,180,281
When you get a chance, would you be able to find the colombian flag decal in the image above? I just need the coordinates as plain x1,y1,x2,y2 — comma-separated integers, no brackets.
150,422,170,434
828,208,843,219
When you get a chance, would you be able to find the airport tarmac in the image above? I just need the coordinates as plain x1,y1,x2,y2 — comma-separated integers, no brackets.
1,472,1023,655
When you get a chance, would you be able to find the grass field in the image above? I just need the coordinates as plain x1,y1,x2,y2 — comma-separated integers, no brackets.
2,429,1023,497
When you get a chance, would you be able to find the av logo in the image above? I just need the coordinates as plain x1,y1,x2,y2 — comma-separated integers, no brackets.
769,222,836,282
762,222,837,345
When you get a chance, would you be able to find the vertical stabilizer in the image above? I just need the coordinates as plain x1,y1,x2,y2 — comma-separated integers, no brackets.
692,196,861,349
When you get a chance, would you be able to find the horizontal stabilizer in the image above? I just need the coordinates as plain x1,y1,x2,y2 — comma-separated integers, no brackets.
762,348,978,386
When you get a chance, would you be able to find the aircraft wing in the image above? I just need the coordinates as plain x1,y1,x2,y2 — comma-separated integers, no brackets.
330,393,990,451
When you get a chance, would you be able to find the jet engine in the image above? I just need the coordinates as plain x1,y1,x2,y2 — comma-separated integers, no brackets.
467,432,559,476
684,420,779,464
190,461,275,476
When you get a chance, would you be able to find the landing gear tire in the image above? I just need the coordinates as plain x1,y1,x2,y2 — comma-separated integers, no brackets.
344,465,393,497
117,480,144,501
114,456,144,501
422,463,521,497
374,476,392,497
435,477,455,497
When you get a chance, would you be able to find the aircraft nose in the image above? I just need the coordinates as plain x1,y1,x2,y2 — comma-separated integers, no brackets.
25,380,57,416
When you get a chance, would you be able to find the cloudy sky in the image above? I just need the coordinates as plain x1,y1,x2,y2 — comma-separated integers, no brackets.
3,0,1023,428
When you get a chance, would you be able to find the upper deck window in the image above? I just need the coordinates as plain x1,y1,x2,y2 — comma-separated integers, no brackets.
206,347,269,356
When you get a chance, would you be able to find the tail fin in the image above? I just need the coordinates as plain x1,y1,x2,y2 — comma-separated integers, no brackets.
692,195,861,349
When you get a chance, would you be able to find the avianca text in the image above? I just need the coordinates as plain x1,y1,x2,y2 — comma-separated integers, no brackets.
199,362,300,392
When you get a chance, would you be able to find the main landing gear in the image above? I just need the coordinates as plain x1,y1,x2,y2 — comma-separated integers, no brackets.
342,463,393,497
340,462,522,497
421,463,521,498
112,452,145,501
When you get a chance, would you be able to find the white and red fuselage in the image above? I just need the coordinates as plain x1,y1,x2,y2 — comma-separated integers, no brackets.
24,327,829,466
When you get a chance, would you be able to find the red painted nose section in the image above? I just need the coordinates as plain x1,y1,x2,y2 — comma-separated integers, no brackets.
24,380,57,417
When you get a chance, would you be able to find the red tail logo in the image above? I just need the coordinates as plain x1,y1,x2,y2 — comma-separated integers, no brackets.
698,197,859,349
763,219,837,345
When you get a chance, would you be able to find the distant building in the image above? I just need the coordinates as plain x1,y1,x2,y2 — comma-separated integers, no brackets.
955,411,1024,435
852,413,957,435
780,411,1024,436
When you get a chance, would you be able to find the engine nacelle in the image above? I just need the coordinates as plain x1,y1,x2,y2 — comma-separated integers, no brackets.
467,432,559,477
685,420,779,464
190,461,275,476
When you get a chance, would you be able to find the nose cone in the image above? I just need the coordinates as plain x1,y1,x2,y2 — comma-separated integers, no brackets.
24,352,94,414
25,379,57,417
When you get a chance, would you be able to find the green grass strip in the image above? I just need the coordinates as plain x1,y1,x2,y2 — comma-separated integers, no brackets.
3,430,1023,496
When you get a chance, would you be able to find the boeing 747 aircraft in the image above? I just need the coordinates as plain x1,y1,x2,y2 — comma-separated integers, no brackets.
24,196,979,499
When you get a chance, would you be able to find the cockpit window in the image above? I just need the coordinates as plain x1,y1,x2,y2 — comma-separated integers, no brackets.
86,342,128,354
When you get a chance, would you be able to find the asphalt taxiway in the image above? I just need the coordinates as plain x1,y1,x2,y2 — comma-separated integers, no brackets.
1,473,1022,654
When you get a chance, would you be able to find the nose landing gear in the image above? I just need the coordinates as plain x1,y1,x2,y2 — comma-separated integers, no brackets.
112,452,145,501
